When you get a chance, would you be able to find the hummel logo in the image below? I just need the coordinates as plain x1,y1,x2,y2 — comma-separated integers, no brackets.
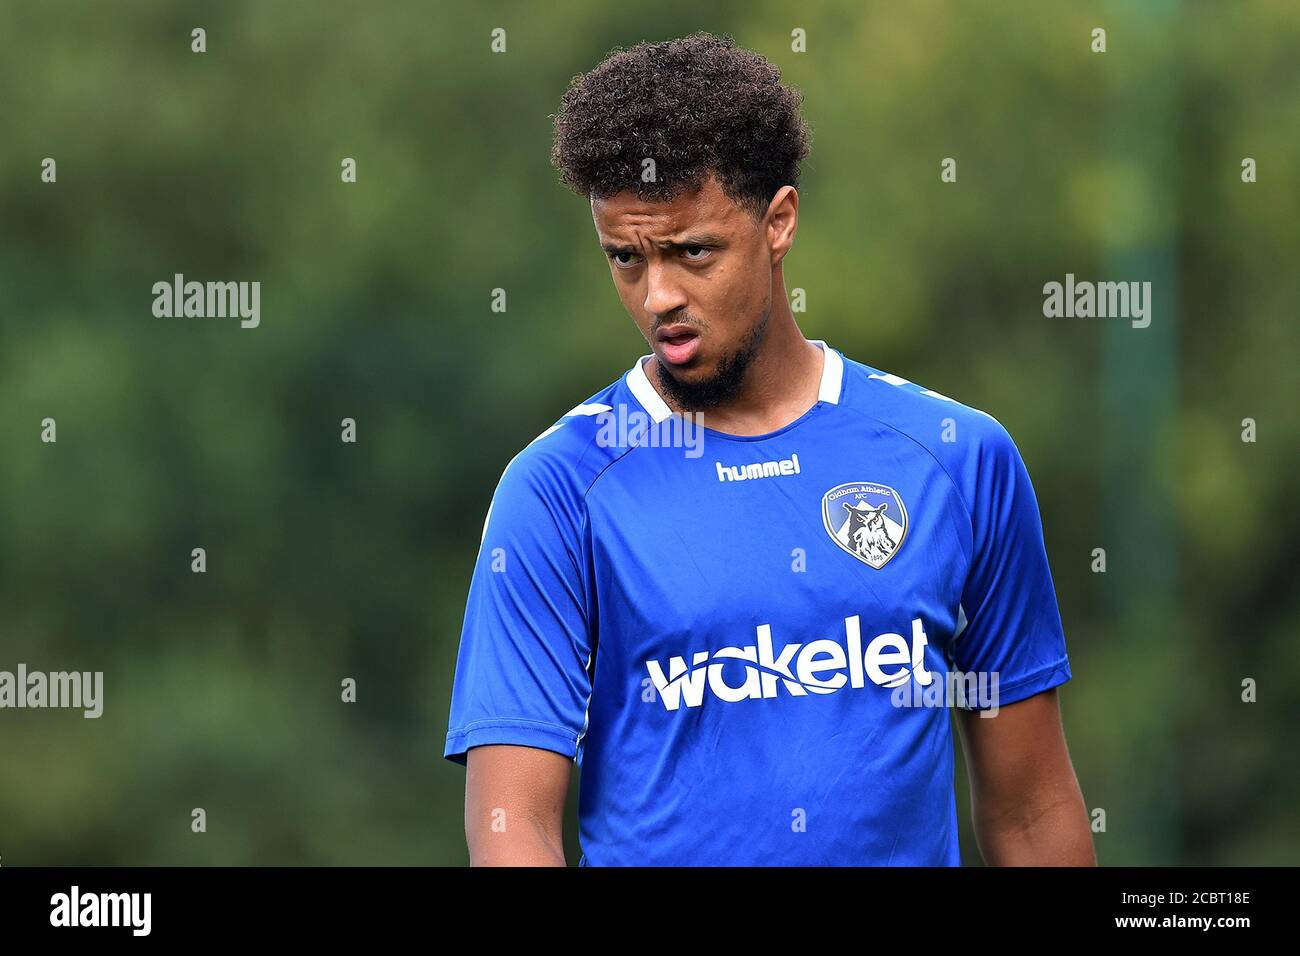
716,453,800,482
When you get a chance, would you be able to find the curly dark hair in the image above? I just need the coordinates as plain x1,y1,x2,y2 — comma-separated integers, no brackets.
550,32,812,220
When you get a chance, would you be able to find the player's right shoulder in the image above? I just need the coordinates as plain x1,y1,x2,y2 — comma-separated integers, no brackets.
500,378,632,486
478,375,636,543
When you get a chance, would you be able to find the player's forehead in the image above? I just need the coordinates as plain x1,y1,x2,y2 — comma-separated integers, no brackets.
590,175,740,243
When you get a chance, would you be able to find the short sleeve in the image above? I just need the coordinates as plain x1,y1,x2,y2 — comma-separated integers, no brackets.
951,420,1072,709
443,446,594,765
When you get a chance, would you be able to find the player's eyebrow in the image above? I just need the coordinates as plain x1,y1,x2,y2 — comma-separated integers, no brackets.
601,233,727,255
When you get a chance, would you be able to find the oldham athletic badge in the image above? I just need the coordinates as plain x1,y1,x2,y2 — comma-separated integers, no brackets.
821,482,908,569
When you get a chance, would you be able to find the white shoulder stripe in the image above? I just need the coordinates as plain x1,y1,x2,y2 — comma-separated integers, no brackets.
563,402,613,418
868,371,996,420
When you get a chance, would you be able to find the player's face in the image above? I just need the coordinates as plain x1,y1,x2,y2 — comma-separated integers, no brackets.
591,174,776,393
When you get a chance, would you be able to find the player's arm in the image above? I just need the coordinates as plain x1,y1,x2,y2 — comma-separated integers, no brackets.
946,413,1091,865
464,744,571,866
442,433,594,866
955,688,1095,865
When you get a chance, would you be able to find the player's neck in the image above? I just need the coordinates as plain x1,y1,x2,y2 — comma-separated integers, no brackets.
650,316,826,437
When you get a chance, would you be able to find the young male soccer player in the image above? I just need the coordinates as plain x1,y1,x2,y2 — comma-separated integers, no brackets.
444,33,1095,866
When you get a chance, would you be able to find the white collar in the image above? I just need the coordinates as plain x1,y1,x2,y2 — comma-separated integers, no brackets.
625,339,843,423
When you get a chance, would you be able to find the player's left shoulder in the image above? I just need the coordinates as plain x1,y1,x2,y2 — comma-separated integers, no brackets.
836,352,1014,454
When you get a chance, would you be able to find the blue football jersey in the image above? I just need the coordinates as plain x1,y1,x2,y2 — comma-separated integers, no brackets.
444,340,1072,865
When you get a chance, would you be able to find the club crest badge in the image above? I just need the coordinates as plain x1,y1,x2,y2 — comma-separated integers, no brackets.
821,482,908,569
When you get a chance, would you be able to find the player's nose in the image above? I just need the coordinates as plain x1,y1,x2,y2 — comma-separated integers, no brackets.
642,259,687,319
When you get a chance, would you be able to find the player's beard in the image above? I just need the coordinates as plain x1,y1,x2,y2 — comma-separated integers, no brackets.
653,307,771,412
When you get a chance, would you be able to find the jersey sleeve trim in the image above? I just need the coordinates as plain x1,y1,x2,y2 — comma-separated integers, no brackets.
444,717,582,765
958,655,1073,711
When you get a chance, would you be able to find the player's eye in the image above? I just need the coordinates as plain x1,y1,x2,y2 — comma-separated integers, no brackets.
608,251,640,268
682,245,712,261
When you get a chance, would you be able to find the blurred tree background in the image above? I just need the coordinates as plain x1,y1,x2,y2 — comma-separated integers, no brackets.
0,0,1296,865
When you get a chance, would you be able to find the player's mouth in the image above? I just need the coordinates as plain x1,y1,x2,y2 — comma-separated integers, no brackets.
655,324,700,365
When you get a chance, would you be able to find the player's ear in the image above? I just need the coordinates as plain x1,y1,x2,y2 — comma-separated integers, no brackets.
764,186,798,264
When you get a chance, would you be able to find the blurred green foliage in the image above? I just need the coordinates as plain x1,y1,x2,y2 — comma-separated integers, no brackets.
0,0,1296,865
